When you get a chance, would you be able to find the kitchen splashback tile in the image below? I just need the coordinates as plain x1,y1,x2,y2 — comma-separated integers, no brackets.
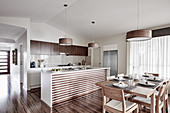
30,55,90,66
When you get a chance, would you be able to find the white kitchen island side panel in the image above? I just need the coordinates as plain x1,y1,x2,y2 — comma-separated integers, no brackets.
41,70,52,107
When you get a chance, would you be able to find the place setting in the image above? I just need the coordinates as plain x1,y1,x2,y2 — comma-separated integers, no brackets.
107,79,136,90
111,76,127,81
136,78,159,89
146,76,163,82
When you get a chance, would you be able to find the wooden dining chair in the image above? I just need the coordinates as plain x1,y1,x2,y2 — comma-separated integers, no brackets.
117,73,125,77
102,86,138,113
164,81,169,113
155,81,169,113
106,74,134,101
107,76,116,81
131,84,166,113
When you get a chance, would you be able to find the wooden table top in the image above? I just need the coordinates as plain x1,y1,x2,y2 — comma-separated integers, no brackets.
96,79,165,98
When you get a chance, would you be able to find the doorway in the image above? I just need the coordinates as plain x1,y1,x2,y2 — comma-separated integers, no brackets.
103,50,118,76
0,51,10,74
20,44,24,84
92,47,101,67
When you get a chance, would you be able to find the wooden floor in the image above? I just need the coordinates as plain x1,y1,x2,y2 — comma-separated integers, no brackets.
0,74,169,113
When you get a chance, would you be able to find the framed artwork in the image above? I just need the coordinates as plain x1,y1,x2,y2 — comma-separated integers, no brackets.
12,49,17,65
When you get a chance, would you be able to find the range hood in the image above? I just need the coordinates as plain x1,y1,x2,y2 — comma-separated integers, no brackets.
60,52,69,56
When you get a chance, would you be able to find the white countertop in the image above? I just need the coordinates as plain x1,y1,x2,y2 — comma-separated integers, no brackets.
42,67,110,75
28,65,91,71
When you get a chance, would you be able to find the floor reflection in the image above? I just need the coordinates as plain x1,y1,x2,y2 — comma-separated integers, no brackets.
0,74,51,113
0,75,9,107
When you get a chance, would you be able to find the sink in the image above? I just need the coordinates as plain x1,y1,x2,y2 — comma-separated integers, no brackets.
80,67,93,70
85,67,93,69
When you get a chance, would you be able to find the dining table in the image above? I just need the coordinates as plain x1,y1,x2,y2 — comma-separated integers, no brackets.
96,75,169,113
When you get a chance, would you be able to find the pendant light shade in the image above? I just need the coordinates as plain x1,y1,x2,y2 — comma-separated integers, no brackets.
126,29,152,42
88,42,99,48
59,4,73,46
88,21,99,48
126,0,152,42
59,38,72,45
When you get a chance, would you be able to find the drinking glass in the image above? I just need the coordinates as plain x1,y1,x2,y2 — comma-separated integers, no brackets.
128,79,134,87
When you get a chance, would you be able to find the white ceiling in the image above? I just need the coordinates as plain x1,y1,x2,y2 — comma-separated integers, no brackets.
0,0,170,39
0,0,77,23
0,23,26,42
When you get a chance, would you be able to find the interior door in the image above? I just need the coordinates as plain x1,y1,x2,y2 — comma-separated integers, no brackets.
93,47,101,67
0,51,10,74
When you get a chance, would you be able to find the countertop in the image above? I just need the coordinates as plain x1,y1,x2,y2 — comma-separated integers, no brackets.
28,65,91,71
42,67,110,75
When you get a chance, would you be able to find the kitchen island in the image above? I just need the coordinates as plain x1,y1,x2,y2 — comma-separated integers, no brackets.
41,67,110,107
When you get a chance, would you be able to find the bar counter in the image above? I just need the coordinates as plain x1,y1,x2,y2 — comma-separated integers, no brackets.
41,67,110,107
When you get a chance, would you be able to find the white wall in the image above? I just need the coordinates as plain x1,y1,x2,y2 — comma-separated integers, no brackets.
30,23,87,46
0,17,30,90
0,17,89,91
89,33,127,74
11,31,28,90
0,17,31,69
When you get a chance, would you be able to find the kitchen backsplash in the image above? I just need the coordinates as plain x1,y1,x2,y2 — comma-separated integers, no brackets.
31,55,91,67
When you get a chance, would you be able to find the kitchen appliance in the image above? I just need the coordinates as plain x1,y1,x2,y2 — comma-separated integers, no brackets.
103,50,118,76
30,61,35,68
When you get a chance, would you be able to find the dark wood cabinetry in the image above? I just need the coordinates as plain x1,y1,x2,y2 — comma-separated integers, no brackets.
72,46,88,56
51,43,59,55
30,40,88,56
59,45,88,56
40,42,51,55
30,40,41,55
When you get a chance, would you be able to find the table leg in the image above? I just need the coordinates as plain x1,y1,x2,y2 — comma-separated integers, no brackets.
151,93,155,113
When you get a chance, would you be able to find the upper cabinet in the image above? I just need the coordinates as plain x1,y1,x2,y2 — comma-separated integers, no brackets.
59,45,88,56
30,40,41,55
30,40,88,56
51,43,60,55
40,42,51,55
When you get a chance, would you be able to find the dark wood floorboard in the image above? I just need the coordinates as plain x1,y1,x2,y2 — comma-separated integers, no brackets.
0,74,170,113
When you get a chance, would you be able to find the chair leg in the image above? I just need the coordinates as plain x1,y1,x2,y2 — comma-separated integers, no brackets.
166,99,168,113
102,108,106,113
161,107,164,113
134,107,138,113
156,106,159,113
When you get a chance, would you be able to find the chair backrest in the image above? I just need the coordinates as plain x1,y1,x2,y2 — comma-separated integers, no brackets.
102,86,126,112
107,76,115,81
117,73,125,77
157,84,166,109
144,72,159,77
157,85,166,98
165,80,169,95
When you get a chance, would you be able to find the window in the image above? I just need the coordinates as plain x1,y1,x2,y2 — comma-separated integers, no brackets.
0,51,10,74
129,36,170,78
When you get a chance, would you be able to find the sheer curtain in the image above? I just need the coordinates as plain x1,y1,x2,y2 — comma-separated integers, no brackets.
129,35,170,78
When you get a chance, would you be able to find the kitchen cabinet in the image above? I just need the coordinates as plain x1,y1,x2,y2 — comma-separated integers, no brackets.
30,40,41,55
40,42,51,55
31,40,51,55
51,43,59,55
71,46,77,55
74,46,88,56
28,69,41,90
30,40,88,56
59,45,68,53
59,45,88,56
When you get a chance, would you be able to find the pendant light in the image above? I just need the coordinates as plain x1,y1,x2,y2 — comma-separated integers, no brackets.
59,4,73,45
126,0,152,42
88,21,99,48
